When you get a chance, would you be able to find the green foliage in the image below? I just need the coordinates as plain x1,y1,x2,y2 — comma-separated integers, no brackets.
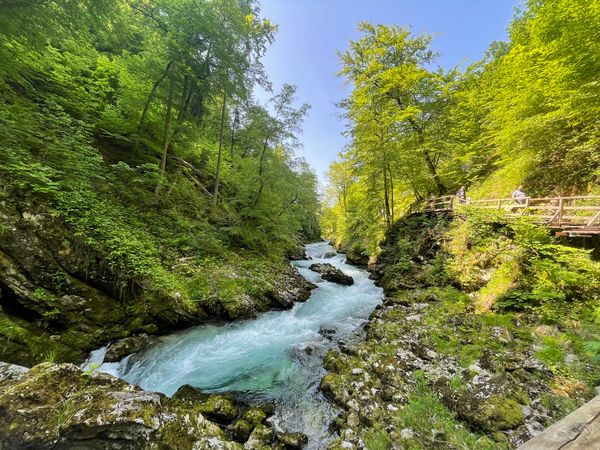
445,214,600,314
393,373,497,450
322,0,600,253
0,0,320,321
584,341,600,362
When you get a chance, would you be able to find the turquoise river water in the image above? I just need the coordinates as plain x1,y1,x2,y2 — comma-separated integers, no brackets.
85,242,383,448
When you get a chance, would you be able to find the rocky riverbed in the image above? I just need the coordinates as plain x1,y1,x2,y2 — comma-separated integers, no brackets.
321,214,598,449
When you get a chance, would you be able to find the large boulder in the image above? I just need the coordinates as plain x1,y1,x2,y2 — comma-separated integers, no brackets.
0,362,240,449
278,431,308,449
308,263,354,286
104,334,156,362
173,385,239,423
267,266,317,309
345,248,369,266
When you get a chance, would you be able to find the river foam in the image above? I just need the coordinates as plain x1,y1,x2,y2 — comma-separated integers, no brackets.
91,241,383,448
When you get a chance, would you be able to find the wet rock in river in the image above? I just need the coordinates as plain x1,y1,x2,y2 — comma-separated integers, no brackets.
173,385,239,423
104,333,156,362
308,263,354,285
345,248,369,266
244,423,274,449
278,431,308,449
319,327,337,340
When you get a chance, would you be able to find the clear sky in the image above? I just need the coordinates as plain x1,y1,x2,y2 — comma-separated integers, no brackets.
255,0,521,181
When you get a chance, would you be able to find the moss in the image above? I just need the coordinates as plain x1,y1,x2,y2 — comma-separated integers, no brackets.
232,419,253,442
363,426,390,450
242,406,267,426
393,375,498,449
0,363,240,449
479,395,525,431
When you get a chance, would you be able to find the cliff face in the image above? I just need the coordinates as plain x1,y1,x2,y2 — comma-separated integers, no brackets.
0,199,199,365
0,199,315,366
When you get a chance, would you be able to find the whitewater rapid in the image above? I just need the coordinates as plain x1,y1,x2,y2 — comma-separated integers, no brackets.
86,242,383,448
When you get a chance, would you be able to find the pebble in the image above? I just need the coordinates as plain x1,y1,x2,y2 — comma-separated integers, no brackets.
400,428,415,439
351,368,363,375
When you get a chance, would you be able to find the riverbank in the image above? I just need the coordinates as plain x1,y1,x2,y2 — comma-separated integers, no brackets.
0,242,383,449
323,213,600,449
0,198,316,367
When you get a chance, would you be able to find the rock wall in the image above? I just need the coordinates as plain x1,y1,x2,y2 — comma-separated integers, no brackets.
0,200,315,366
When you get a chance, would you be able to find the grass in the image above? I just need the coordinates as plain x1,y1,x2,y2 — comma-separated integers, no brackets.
392,373,500,450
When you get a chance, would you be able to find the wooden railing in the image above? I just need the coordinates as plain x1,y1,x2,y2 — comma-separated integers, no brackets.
414,194,600,236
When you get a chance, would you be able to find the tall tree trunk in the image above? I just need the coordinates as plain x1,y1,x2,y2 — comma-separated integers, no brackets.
167,76,194,153
134,61,172,156
416,132,445,195
253,138,269,207
229,109,238,160
423,148,445,195
388,165,395,221
212,93,227,207
383,164,391,226
155,75,176,196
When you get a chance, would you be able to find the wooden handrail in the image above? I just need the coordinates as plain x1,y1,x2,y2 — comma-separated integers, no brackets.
414,193,600,235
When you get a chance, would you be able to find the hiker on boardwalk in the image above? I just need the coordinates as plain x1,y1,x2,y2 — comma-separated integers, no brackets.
428,195,436,211
512,185,528,205
456,186,467,204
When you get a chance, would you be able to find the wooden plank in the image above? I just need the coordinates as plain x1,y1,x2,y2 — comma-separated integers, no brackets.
518,395,600,450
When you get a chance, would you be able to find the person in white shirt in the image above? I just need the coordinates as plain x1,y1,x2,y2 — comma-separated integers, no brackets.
511,185,527,205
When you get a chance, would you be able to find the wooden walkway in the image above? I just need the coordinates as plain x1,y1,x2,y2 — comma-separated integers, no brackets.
518,394,600,449
416,194,600,237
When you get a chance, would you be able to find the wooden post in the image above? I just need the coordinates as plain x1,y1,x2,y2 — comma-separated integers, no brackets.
557,197,564,225
497,199,502,211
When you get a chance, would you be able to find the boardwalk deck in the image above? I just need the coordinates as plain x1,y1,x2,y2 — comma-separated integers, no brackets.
518,394,600,449
415,195,600,236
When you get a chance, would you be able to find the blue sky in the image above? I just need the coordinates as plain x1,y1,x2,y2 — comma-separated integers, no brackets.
255,0,521,181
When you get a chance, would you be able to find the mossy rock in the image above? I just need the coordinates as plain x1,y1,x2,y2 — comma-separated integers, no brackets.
278,431,308,449
0,362,240,449
232,419,254,442
242,406,267,426
244,424,274,449
457,393,525,432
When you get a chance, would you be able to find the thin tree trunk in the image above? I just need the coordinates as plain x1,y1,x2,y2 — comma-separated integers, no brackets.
168,76,194,153
253,138,269,207
212,92,227,207
229,109,238,160
383,164,391,226
155,75,176,196
414,128,445,195
388,165,395,221
134,61,172,156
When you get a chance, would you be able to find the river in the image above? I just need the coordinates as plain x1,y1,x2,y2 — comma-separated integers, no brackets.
86,241,383,448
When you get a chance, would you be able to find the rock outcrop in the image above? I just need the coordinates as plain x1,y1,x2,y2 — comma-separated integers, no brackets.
0,200,316,367
104,334,157,362
344,248,369,266
322,214,595,449
0,362,312,449
0,362,240,449
308,263,354,285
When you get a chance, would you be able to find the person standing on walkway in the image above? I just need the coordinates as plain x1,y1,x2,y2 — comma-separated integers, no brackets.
512,185,527,205
456,186,467,204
